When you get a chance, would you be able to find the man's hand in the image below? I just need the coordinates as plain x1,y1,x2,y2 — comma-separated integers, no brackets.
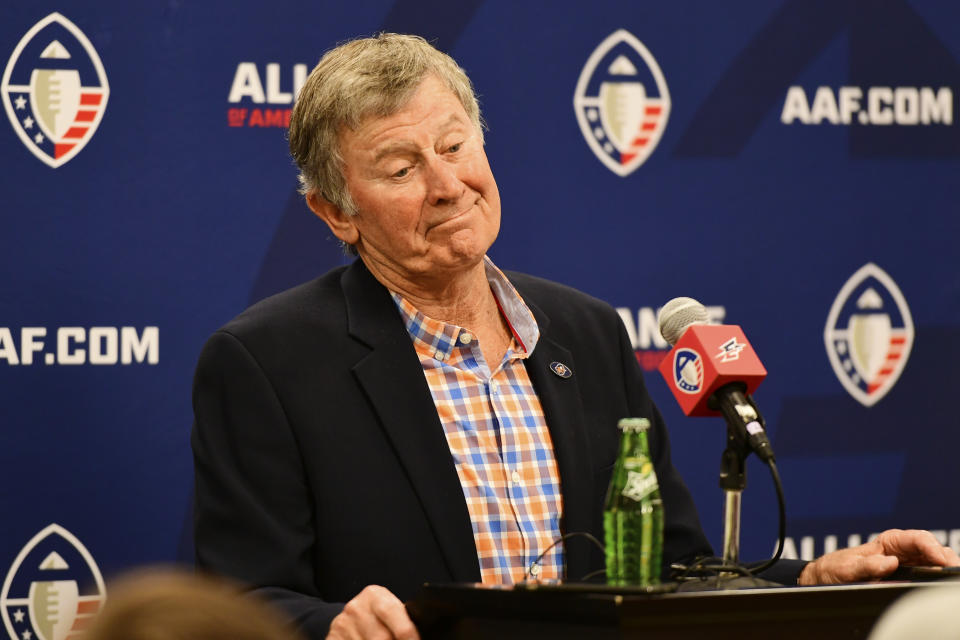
327,585,420,640
798,529,960,585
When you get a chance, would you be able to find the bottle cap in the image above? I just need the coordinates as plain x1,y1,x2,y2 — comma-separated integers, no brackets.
617,417,651,433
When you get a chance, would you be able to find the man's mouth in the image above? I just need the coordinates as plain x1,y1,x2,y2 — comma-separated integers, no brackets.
432,200,479,228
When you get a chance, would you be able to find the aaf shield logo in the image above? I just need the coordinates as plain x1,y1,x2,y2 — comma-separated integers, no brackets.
2,13,109,168
824,263,914,407
1,524,105,640
672,348,703,394
573,30,670,177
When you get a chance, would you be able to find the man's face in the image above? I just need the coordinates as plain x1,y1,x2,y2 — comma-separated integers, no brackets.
331,75,501,286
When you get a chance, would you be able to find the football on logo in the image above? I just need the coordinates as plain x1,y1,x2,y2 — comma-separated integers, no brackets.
1,524,105,640
673,348,703,394
824,263,914,407
2,13,109,168
573,30,670,177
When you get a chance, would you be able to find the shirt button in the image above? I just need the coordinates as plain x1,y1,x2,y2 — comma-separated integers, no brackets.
490,381,498,393
459,332,473,345
512,470,521,484
529,563,541,577
434,350,446,360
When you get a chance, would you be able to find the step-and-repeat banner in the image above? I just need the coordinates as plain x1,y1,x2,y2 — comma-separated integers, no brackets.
2,0,957,626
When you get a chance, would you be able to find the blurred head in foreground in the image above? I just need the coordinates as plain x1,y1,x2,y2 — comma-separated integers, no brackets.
869,582,960,640
81,568,304,640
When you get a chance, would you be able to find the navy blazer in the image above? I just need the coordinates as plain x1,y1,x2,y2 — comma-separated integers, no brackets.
192,259,717,637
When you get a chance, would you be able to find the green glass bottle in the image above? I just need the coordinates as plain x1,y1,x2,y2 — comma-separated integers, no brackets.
604,417,664,587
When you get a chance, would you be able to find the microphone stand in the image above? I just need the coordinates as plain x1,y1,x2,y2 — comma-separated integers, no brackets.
718,423,748,570
710,382,758,570
682,383,779,589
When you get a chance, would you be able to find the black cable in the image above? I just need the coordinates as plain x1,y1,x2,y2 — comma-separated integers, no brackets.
672,556,755,581
578,568,607,582
670,459,787,582
745,459,786,575
522,531,605,581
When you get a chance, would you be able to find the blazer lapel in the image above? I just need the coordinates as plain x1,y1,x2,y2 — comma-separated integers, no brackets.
523,301,595,583
341,261,480,582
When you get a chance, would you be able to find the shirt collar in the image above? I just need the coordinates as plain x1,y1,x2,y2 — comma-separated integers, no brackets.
390,256,540,361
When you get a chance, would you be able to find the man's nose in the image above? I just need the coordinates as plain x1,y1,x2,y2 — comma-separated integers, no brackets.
425,156,464,205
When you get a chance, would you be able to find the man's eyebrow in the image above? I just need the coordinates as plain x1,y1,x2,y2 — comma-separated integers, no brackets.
438,113,468,132
373,141,419,163
371,114,470,162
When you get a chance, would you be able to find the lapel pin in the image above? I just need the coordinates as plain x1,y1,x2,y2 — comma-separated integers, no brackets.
550,361,573,378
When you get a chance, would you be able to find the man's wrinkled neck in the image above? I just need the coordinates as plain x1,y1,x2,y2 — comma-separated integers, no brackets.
358,251,496,327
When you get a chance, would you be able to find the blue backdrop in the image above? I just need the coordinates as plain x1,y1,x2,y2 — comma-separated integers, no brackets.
2,0,958,611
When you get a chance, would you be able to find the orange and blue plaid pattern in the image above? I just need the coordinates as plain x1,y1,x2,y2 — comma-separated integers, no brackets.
390,258,565,584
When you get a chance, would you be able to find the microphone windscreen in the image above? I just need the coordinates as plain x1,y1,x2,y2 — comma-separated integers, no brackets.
658,297,710,346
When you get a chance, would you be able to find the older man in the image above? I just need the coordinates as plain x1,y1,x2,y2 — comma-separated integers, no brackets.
192,34,959,640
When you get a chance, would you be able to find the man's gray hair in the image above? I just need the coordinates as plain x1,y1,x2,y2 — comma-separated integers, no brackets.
289,33,484,219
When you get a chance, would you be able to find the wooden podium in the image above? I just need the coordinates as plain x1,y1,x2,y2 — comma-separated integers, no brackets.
408,581,940,639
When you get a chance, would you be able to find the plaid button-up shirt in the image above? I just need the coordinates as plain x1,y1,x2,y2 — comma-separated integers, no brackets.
391,258,565,583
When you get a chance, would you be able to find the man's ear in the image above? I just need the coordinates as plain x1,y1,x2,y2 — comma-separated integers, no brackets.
306,191,360,246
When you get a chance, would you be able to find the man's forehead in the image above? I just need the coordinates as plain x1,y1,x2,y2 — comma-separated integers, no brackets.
367,115,467,159
346,103,472,156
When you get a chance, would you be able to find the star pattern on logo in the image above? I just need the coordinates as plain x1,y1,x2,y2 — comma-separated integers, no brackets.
3,14,110,166
13,609,25,623
21,629,32,640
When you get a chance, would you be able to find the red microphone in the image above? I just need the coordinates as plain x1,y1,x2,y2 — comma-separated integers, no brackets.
657,298,774,462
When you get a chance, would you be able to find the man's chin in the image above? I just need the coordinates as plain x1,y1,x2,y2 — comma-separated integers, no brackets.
442,230,495,264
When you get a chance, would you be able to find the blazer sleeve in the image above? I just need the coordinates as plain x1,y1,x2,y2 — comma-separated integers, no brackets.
191,329,343,637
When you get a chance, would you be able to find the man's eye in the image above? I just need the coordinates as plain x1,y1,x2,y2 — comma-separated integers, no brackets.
447,142,462,153
393,167,410,178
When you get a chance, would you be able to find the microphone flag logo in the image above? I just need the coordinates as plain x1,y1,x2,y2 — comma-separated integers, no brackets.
672,348,703,394
715,337,746,363
1,524,106,640
573,30,670,177
2,13,110,168
824,263,914,407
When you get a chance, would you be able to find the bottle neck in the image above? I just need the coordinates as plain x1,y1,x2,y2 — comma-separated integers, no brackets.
619,429,650,459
